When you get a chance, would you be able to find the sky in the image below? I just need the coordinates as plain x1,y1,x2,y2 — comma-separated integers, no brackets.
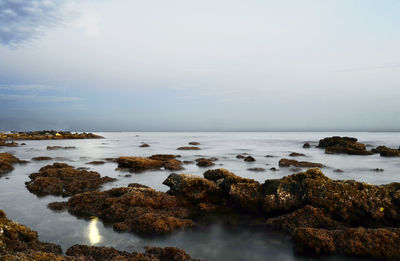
0,0,399,131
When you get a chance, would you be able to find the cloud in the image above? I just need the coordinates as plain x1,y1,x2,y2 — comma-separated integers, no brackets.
0,94,82,102
0,84,56,91
0,0,64,45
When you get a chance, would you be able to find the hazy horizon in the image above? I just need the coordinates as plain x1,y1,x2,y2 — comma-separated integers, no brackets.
1,0,399,131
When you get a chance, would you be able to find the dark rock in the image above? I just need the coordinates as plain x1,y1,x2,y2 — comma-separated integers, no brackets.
334,169,343,173
270,167,278,171
26,163,116,196
47,146,76,150
189,142,201,145
278,158,324,168
317,136,372,155
177,146,201,150
47,201,68,211
236,155,245,159
247,168,266,172
243,156,255,162
196,158,215,167
117,156,183,171
62,185,194,235
0,153,23,174
265,155,275,158
86,161,106,165
371,168,384,172
139,143,150,147
289,152,305,157
293,227,400,260
303,143,311,148
183,160,194,164
32,156,53,161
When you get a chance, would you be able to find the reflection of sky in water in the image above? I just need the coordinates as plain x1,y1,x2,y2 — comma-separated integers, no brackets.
1,132,399,260
88,217,102,245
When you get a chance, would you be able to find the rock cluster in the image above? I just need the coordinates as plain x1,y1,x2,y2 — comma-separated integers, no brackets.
0,209,202,260
317,136,372,155
0,152,24,175
117,154,183,172
0,140,18,147
372,145,400,157
0,131,103,140
25,163,116,197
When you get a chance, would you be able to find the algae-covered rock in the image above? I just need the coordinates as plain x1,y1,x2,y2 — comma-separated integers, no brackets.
317,136,372,155
278,158,324,168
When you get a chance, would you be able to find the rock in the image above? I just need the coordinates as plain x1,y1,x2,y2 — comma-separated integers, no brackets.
243,156,255,162
25,163,116,197
139,143,150,147
270,167,278,171
104,157,118,162
117,156,183,171
265,155,275,158
0,209,64,259
278,158,324,168
289,152,305,157
0,131,103,140
0,152,23,174
86,161,106,165
371,168,384,172
47,201,68,211
247,168,266,172
189,142,201,145
60,185,194,235
293,227,400,260
334,169,343,173
317,136,372,155
236,155,245,159
47,146,76,150
32,156,53,161
303,143,311,148
183,160,194,164
371,145,400,157
0,140,18,147
149,154,179,160
196,158,215,167
66,244,203,261
265,205,344,233
177,146,201,150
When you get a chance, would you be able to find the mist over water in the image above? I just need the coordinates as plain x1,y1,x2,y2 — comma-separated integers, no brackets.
1,132,399,260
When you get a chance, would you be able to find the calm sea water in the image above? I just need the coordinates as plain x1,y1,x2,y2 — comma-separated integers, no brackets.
1,132,399,261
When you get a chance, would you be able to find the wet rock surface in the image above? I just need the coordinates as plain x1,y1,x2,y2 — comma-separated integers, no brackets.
177,146,201,150
0,131,103,140
32,156,53,161
117,155,183,172
317,136,372,155
47,146,76,150
25,163,116,197
372,146,400,157
289,152,305,157
278,158,324,168
0,153,24,175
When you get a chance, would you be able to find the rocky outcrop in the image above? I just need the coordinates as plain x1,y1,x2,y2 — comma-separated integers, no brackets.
278,158,324,168
32,156,53,161
289,152,305,157
303,142,311,148
177,146,201,150
47,146,76,150
0,131,103,140
0,209,64,259
0,208,202,261
0,152,24,174
372,146,400,157
117,155,183,171
25,163,116,196
0,140,18,147
60,185,194,235
293,227,400,260
317,136,372,155
195,158,217,167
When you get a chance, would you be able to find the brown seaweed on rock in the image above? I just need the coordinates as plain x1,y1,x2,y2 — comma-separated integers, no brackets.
278,158,324,168
317,136,372,155
117,155,183,172
25,163,116,197
0,152,24,175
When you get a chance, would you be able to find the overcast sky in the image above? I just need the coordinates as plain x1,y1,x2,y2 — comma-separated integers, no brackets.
1,0,399,131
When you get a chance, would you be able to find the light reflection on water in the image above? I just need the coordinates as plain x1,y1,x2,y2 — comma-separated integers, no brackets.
0,132,399,260
88,217,102,245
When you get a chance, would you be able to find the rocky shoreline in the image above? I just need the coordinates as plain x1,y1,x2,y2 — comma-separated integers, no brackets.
0,130,103,140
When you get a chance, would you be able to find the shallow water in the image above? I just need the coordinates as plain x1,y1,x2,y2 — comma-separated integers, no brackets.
1,132,399,260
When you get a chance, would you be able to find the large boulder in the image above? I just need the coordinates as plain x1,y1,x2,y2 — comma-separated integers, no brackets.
118,155,183,171
317,136,372,155
26,163,116,196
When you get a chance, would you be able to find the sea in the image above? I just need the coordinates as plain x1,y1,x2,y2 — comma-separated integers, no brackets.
1,132,399,261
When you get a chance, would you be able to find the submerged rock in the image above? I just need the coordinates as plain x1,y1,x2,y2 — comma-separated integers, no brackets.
278,158,324,168
247,168,266,172
0,152,24,174
47,146,76,150
26,163,116,197
32,156,53,161
289,152,305,157
303,142,311,148
177,146,201,150
317,136,372,155
117,155,183,171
